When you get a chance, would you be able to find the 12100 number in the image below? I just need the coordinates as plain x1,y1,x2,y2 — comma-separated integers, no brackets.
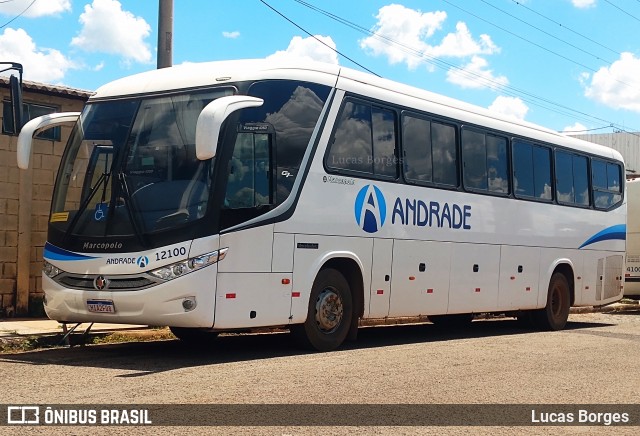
155,247,187,261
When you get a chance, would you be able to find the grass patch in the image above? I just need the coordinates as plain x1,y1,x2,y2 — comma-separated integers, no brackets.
0,327,175,354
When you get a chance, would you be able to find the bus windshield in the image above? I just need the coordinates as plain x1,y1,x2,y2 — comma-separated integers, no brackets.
51,88,234,239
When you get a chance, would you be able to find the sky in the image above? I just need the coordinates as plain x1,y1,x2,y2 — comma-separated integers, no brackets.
0,0,638,134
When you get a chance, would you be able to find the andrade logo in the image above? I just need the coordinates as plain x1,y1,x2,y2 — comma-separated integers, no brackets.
354,184,387,233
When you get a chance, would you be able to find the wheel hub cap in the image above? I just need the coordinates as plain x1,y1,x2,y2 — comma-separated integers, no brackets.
315,288,344,333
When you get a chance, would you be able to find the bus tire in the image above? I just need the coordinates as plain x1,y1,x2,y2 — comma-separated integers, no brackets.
170,327,219,345
533,272,571,331
428,313,474,328
295,268,352,352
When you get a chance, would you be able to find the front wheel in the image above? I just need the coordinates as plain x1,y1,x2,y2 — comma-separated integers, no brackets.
533,272,571,331
293,268,353,352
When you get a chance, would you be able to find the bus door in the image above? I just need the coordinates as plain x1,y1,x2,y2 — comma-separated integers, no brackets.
216,123,292,328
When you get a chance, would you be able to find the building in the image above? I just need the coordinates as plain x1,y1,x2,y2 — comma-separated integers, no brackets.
0,77,92,316
570,132,640,178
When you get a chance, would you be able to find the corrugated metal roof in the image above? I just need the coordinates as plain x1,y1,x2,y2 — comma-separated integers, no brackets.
0,76,93,99
570,132,640,175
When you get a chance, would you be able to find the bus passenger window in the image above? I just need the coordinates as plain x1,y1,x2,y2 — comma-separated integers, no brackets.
327,101,373,174
462,130,488,190
327,100,398,179
402,115,457,187
431,122,457,186
486,135,508,194
573,156,589,206
592,159,622,209
372,107,397,178
402,115,432,183
513,140,551,200
462,130,508,194
556,151,589,206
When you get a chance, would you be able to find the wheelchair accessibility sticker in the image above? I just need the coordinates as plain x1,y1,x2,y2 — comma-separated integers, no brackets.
94,203,108,221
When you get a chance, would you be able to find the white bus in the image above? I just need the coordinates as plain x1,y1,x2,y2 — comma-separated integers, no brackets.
625,178,640,298
17,60,625,351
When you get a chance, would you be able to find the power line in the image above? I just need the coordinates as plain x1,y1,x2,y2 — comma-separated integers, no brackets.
441,1,594,75
0,0,36,29
603,0,640,23
509,0,621,57
258,0,379,77
478,0,613,64
441,0,640,99
561,125,613,133
291,0,640,133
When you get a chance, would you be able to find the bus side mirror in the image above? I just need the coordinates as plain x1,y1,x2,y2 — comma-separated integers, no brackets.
9,74,23,134
195,95,263,160
17,112,80,169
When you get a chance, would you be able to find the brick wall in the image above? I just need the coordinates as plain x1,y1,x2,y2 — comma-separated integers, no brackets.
0,81,90,316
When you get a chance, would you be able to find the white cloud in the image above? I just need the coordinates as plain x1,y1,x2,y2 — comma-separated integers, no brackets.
488,96,529,121
223,31,240,39
360,4,499,71
0,0,71,17
360,4,447,70
582,52,640,112
571,0,596,9
446,56,508,90
562,122,588,133
0,28,73,82
428,22,499,58
267,35,338,64
71,0,151,63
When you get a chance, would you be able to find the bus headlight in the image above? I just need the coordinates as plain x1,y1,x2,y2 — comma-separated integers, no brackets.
43,261,61,278
149,248,228,281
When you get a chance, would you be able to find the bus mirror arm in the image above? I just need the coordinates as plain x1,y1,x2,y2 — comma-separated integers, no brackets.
195,96,264,161
17,112,80,169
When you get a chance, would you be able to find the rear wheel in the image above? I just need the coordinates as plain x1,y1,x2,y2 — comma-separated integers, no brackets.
170,327,219,345
533,272,571,331
293,268,353,352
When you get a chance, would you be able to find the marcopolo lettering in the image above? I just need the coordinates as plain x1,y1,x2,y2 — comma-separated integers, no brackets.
83,242,123,250
391,198,471,230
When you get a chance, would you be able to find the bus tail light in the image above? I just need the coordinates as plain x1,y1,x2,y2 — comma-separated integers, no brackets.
149,248,228,281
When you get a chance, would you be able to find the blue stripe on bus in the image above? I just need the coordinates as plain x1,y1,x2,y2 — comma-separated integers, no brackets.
579,224,626,249
44,242,98,261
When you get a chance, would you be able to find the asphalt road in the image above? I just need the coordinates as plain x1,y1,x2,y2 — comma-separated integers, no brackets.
1,310,639,435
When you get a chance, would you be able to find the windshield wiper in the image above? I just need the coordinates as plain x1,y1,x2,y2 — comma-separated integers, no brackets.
64,171,109,241
114,171,147,247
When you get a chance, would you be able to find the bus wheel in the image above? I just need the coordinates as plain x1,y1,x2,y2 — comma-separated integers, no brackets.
296,268,353,352
170,327,219,345
428,313,473,328
533,272,571,331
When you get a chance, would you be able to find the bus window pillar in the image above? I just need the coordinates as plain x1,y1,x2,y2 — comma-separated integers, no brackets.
17,135,32,316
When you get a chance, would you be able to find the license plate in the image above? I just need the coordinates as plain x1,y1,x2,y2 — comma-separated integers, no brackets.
87,299,116,314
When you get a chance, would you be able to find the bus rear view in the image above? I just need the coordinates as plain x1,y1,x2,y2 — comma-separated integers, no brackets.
625,178,640,298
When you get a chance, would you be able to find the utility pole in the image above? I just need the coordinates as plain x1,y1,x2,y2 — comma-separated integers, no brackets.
157,0,173,68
